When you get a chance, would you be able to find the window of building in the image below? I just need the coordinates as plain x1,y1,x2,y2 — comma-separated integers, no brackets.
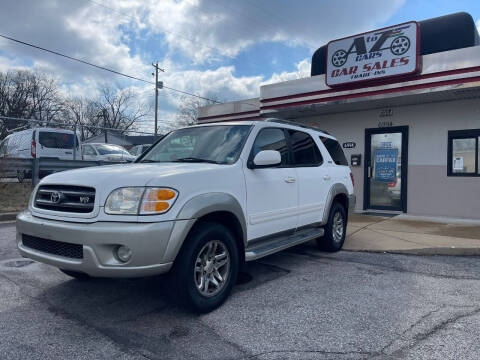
447,129,480,176
251,128,289,166
287,130,322,166
320,136,348,166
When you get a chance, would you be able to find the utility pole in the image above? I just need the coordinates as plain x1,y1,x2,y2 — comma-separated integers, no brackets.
152,62,164,136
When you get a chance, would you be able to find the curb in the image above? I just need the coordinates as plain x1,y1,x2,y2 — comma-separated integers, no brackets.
344,247,480,256
0,212,18,222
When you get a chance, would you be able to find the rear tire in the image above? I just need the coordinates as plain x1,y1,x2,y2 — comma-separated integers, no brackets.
60,269,91,280
168,222,239,313
316,202,347,252
17,170,25,183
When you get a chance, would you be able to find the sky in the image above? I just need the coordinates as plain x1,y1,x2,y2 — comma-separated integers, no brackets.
0,0,479,133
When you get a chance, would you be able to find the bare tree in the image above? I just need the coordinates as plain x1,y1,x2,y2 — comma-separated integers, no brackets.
0,70,151,142
0,70,64,140
92,86,149,135
62,97,98,141
175,95,219,128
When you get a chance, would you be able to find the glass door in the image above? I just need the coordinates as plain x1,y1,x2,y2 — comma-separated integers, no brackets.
364,127,408,212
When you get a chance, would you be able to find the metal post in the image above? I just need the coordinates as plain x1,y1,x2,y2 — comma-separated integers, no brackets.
103,109,108,143
73,124,77,161
32,158,39,185
154,63,158,136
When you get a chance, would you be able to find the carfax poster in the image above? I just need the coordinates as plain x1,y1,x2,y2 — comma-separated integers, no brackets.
374,148,398,182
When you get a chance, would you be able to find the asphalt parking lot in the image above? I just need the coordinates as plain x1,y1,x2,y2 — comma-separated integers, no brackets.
1,221,480,360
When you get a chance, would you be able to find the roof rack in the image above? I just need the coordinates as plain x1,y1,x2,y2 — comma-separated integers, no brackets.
262,118,331,135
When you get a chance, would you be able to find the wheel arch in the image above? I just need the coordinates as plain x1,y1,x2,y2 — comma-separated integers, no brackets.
163,193,247,264
321,183,349,225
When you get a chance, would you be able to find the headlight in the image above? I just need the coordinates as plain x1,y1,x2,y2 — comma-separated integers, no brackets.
104,187,178,215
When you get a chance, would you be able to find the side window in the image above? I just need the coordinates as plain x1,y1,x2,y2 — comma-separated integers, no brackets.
288,130,322,166
320,136,348,166
448,130,480,176
130,146,138,155
251,128,289,166
83,145,96,156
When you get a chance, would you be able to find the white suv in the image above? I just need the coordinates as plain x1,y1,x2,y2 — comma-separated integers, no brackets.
17,119,355,312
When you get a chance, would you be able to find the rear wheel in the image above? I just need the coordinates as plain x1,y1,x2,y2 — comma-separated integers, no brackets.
59,269,91,280
17,170,25,183
316,202,347,252
169,222,239,313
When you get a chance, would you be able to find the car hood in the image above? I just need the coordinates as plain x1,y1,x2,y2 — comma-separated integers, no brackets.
39,162,224,201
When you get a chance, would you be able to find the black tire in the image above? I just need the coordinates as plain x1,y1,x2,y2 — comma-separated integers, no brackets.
316,202,347,252
60,269,91,280
17,170,25,183
168,222,239,313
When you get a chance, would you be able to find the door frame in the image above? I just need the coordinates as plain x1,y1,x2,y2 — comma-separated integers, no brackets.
363,126,409,212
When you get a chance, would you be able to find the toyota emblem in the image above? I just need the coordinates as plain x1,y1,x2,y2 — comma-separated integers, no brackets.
50,191,62,204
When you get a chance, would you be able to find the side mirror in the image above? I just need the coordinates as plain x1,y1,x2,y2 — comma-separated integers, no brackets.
253,150,281,167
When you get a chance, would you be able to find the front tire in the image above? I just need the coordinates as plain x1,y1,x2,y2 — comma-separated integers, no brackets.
316,202,347,252
169,222,239,313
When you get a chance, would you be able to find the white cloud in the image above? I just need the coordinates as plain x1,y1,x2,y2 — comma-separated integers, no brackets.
142,0,406,63
0,0,406,130
477,19,480,35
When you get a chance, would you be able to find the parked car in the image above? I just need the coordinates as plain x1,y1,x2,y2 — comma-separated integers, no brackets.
16,119,355,312
81,143,136,162
129,144,152,157
0,128,80,181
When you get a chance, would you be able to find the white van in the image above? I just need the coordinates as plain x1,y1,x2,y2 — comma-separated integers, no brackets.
1,128,80,160
0,128,80,181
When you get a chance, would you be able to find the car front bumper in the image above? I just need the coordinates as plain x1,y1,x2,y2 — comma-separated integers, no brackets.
16,211,186,277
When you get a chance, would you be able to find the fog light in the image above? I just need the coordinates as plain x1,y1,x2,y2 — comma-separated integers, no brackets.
116,245,132,263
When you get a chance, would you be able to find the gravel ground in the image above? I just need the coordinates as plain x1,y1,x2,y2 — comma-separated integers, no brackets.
1,222,479,360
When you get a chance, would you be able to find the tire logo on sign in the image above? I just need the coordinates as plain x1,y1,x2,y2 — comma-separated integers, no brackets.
331,31,411,68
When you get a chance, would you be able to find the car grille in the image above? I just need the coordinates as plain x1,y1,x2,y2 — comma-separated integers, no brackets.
22,234,83,259
34,185,95,213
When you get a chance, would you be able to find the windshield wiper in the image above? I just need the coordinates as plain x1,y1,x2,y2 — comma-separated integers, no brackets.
139,159,160,163
172,157,223,164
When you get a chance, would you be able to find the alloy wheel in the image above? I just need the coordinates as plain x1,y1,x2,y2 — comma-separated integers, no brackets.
194,240,230,298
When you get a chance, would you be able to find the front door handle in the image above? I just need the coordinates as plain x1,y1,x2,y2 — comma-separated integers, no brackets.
323,175,331,181
284,177,296,183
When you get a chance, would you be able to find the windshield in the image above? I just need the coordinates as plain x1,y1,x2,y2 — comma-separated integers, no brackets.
140,125,251,164
95,144,129,155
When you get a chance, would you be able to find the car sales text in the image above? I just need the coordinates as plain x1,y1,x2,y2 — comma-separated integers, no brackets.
331,56,410,79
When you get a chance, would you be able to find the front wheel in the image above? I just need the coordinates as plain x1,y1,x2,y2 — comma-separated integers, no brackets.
316,202,347,252
169,222,239,313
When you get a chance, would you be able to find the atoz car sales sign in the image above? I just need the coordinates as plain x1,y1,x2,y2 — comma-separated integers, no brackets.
326,22,420,86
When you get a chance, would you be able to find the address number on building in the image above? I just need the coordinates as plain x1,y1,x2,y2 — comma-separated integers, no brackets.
342,142,356,149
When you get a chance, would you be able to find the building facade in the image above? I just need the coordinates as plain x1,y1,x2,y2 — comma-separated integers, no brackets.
198,13,480,219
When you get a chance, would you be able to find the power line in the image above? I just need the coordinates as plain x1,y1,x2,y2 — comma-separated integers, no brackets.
0,33,222,104
0,115,158,135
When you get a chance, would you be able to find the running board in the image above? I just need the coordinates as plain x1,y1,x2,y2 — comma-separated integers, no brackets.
245,227,324,262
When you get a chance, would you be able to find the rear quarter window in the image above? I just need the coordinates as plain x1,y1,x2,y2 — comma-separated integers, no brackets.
39,132,75,149
320,136,348,166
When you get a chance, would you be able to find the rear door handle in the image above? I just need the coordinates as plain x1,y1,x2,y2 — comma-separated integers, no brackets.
284,177,296,183
323,175,331,181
